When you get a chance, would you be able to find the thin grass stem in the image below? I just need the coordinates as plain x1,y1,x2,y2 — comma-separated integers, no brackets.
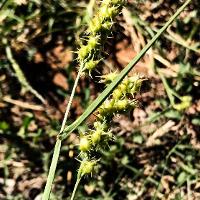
42,139,62,200
42,63,84,200
60,62,84,133
158,70,175,106
70,176,82,200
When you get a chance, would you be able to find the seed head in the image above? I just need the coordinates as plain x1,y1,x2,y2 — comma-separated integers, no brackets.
78,45,90,61
74,0,127,178
112,88,123,99
79,136,91,152
78,160,97,177
100,72,118,83
87,36,100,49
84,60,100,72
100,5,119,20
111,0,125,6
88,17,102,34
91,130,102,145
114,99,128,111
94,121,108,131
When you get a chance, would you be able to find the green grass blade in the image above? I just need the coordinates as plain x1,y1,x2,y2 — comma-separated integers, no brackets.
163,33,200,54
42,139,61,200
60,0,192,140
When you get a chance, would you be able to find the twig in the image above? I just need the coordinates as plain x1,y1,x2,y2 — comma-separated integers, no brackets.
146,120,175,147
3,96,44,111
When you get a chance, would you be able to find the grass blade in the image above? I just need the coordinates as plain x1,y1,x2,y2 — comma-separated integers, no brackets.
42,140,61,200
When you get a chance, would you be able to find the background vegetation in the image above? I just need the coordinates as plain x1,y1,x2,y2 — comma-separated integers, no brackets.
0,0,199,199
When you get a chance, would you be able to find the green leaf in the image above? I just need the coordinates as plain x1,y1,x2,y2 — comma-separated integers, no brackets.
147,111,161,122
164,109,181,120
133,133,143,144
192,118,200,126
121,156,129,165
0,121,9,131
177,171,188,186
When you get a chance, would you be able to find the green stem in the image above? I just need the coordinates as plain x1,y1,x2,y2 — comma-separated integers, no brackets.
60,62,84,134
158,70,175,106
0,0,9,10
70,176,82,200
163,33,200,54
42,139,62,200
42,64,84,200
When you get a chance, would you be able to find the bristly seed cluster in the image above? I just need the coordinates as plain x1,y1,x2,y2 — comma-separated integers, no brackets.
77,0,125,75
75,0,144,179
77,72,144,178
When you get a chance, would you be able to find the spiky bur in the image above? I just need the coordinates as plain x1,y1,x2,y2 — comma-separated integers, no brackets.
78,160,97,178
79,136,91,152
76,0,125,74
77,72,144,178
74,1,126,184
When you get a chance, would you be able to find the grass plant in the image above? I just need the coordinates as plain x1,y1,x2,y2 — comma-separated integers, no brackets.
1,0,198,199
42,0,193,199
